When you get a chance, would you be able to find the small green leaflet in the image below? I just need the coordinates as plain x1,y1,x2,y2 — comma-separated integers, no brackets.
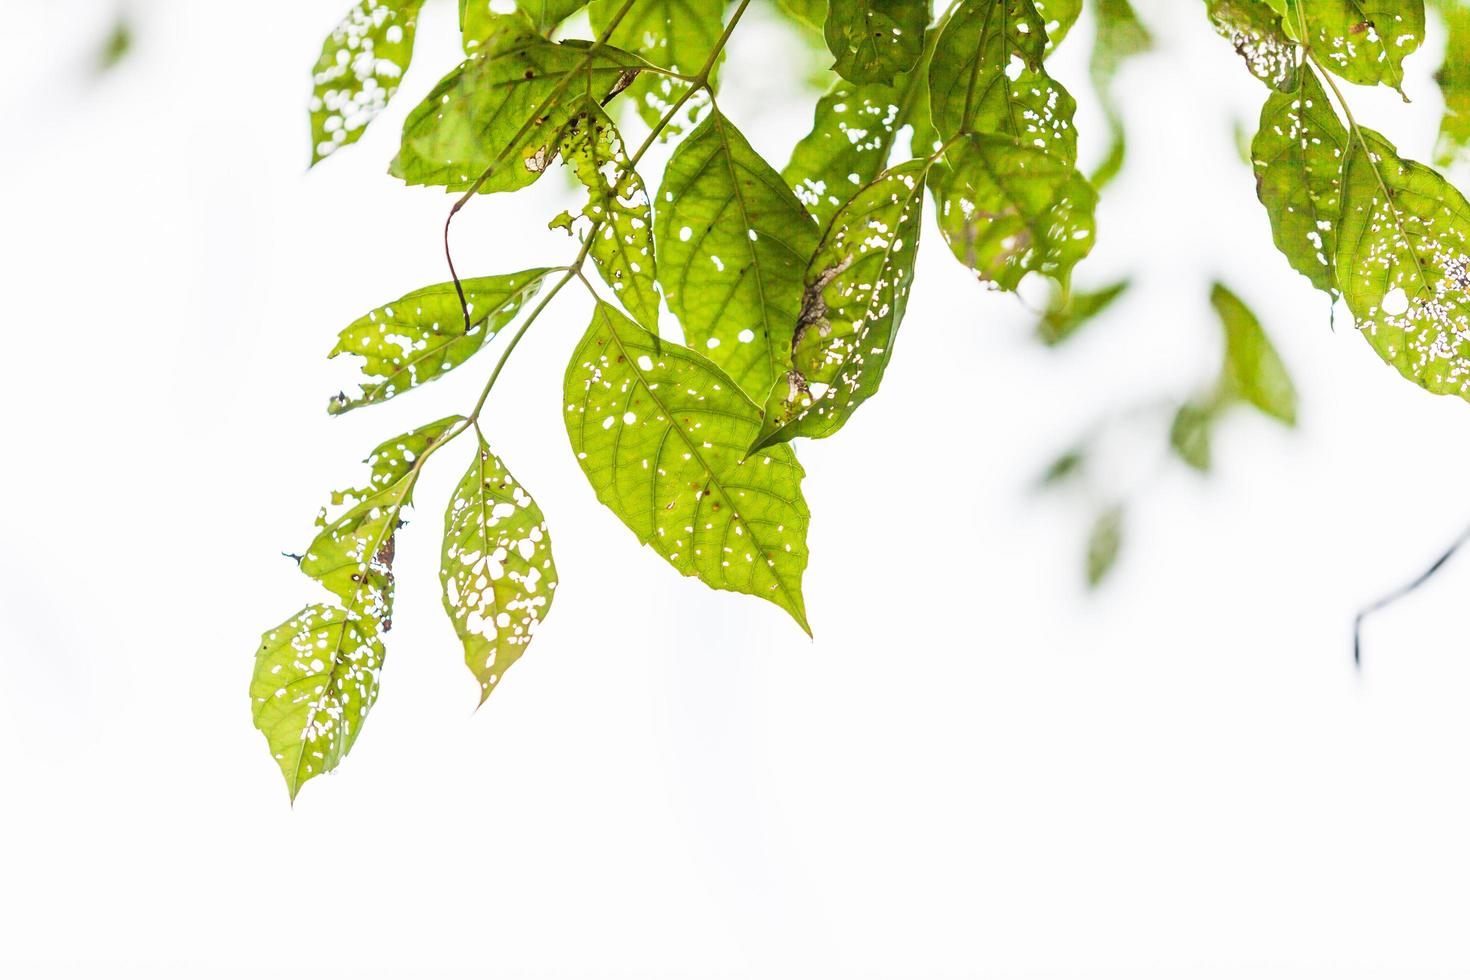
252,604,385,801
1203,0,1300,91
310,0,425,165
564,302,812,631
933,133,1096,291
756,160,928,449
928,0,1078,165
1286,0,1423,95
392,13,643,194
1085,505,1123,588
1033,0,1082,51
1037,279,1129,346
1432,0,1470,167
442,434,557,704
552,100,660,330
654,107,820,398
1211,283,1297,425
1169,401,1215,471
1337,129,1470,399
824,0,927,85
1251,69,1345,295
1089,0,1152,189
328,270,553,414
589,0,727,132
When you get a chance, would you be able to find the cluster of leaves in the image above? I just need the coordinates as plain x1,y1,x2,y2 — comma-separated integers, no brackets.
254,0,1470,799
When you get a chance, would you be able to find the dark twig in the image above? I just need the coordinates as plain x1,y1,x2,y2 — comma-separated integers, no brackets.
1354,523,1470,667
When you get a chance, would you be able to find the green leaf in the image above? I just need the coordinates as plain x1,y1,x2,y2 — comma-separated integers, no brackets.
1037,279,1129,345
552,99,660,330
589,0,726,132
1432,0,1470,167
756,160,928,448
391,15,643,194
1287,0,1424,95
1089,0,1152,189
654,107,820,398
1204,0,1300,91
1336,128,1470,400
1169,402,1214,471
251,604,386,801
1250,69,1346,295
933,133,1097,291
1085,505,1123,588
774,0,827,32
928,0,1078,164
1036,448,1084,487
783,63,927,229
564,302,812,631
441,433,558,704
1211,283,1297,425
327,270,554,414
462,0,588,41
824,0,927,84
310,0,426,165
1033,0,1082,51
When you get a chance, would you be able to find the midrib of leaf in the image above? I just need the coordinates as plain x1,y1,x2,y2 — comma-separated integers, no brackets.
283,616,358,800
599,320,810,631
960,0,1013,139
356,310,497,406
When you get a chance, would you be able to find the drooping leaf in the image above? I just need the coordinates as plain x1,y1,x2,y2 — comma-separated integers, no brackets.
589,0,726,132
564,302,812,631
1286,0,1424,95
823,0,927,85
1169,401,1215,471
552,99,660,329
1210,283,1298,425
1037,278,1129,345
1204,0,1300,91
654,107,820,398
1085,504,1123,587
1089,0,1152,189
310,0,426,165
1033,0,1082,51
441,434,557,704
933,133,1096,291
1336,128,1470,399
928,0,1078,165
756,161,928,449
304,417,464,625
1432,0,1470,167
327,270,554,414
251,604,386,801
1250,69,1346,295
392,14,643,194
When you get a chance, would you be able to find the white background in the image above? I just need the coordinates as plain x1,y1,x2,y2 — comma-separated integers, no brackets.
5,1,1470,976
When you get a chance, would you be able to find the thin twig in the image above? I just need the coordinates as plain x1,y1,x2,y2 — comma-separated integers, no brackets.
1354,523,1470,667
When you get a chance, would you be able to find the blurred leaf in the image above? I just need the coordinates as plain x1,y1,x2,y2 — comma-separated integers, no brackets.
589,0,726,132
1037,279,1129,345
1037,448,1085,487
757,160,928,448
1286,0,1424,95
310,0,426,165
564,302,812,631
441,433,557,704
824,0,927,84
96,14,133,73
328,271,553,414
1432,0,1470,167
1169,401,1215,471
553,99,660,329
1089,0,1152,188
1086,505,1124,587
1336,128,1470,400
655,107,819,398
1211,283,1297,425
774,0,827,31
1250,69,1346,295
1203,0,1299,91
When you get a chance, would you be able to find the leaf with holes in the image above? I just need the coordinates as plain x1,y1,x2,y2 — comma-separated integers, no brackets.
1337,128,1470,400
933,133,1096,290
564,302,812,631
1433,0,1470,167
1089,0,1152,188
328,271,553,414
442,434,557,704
1204,0,1299,91
1251,69,1346,295
1287,0,1423,95
654,107,819,398
462,0,588,39
928,0,1077,165
392,13,644,194
251,604,386,801
1033,0,1081,51
310,0,425,165
1211,283,1297,425
1037,279,1129,346
553,99,659,329
590,0,726,132
824,0,927,85
756,160,927,449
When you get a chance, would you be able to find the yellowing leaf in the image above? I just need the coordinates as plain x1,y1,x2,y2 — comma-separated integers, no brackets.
442,435,557,704
310,0,426,165
564,302,812,631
